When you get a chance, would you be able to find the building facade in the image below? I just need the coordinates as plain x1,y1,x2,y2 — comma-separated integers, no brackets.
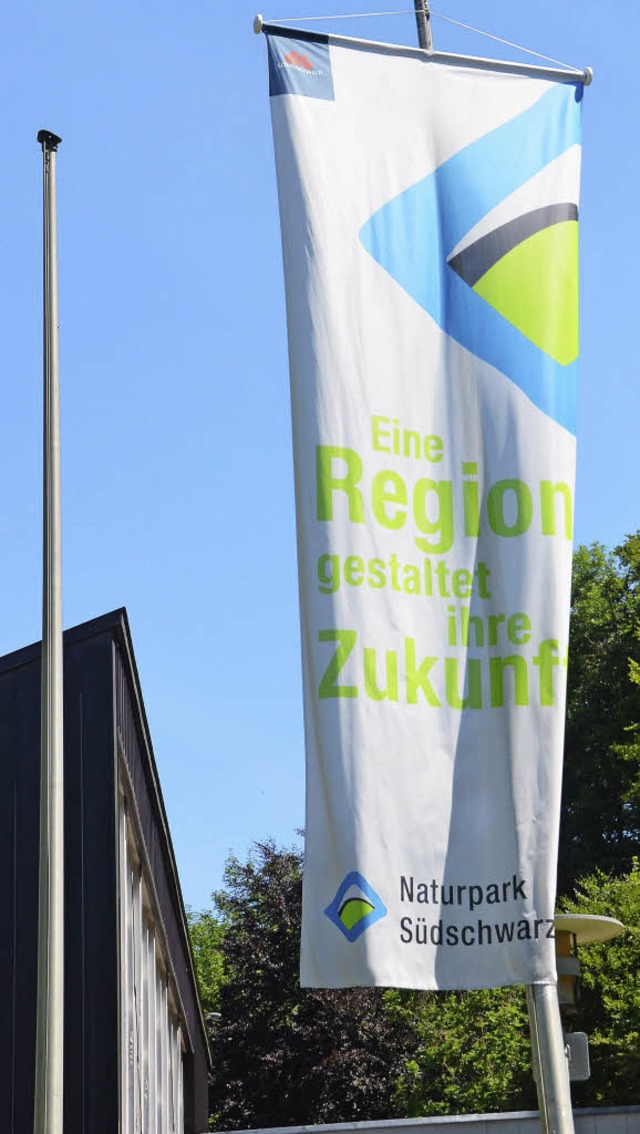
0,609,210,1133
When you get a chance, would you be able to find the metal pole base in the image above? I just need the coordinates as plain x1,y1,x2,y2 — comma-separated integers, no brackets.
526,984,575,1134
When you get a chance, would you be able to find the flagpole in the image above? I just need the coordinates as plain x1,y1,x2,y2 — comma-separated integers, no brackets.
34,128,64,1134
526,983,575,1134
401,1,574,1127
414,0,433,52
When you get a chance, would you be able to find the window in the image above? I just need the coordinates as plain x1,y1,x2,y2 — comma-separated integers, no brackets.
119,794,185,1134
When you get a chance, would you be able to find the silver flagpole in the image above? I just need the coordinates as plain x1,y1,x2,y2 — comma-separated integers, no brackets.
414,0,433,52
407,11,573,1133
34,128,64,1134
526,983,575,1134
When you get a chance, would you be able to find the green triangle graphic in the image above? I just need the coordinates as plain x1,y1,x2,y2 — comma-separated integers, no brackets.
472,220,578,366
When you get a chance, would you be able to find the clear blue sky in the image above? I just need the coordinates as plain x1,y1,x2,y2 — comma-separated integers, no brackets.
0,1,637,913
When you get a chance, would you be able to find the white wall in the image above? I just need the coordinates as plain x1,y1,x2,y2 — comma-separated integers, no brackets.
119,792,186,1134
220,1109,640,1134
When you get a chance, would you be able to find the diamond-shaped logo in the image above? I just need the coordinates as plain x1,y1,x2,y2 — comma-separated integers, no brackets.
324,872,387,942
359,83,582,434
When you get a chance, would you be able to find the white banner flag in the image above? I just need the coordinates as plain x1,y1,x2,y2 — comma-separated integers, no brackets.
266,29,584,989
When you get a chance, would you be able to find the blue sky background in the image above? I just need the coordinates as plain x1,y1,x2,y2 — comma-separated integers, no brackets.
0,1,637,914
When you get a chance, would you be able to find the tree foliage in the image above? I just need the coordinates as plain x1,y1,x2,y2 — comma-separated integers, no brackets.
187,909,225,1015
191,847,640,1127
559,534,640,894
389,988,534,1118
188,534,640,1126
206,839,417,1131
192,840,537,1125
561,862,640,1107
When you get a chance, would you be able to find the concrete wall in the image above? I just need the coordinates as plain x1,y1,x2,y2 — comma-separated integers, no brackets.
220,1108,640,1134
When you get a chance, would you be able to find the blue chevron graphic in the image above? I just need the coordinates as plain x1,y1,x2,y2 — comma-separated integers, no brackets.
359,84,582,433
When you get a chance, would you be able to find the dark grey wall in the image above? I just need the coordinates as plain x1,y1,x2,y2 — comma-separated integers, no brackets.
0,650,42,1134
0,610,209,1134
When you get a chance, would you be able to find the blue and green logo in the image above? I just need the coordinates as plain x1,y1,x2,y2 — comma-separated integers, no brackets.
325,872,387,942
360,84,582,434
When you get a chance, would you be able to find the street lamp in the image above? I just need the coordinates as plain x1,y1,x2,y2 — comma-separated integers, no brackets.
554,914,625,1008
527,912,625,1133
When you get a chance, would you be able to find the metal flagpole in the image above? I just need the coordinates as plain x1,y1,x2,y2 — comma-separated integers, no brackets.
414,0,433,52
526,984,575,1134
407,12,572,1134
34,128,64,1134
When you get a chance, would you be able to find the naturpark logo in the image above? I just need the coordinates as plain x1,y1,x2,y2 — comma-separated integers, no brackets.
360,84,582,434
325,872,387,942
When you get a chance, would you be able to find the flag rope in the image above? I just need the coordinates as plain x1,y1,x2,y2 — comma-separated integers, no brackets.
431,9,575,70
263,7,577,71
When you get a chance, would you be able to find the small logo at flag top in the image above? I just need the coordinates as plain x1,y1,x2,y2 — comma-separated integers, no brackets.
284,51,313,72
325,872,387,942
267,34,335,102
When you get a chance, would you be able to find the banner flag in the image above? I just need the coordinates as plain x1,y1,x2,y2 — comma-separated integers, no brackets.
265,29,583,990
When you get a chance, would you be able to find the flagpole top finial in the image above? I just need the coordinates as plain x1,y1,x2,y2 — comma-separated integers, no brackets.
253,13,264,34
583,66,593,86
37,130,62,151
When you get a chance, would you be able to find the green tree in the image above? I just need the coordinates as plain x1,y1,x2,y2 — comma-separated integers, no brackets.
190,536,640,1124
560,862,640,1105
187,909,225,1015
390,987,534,1118
559,533,640,894
612,533,640,816
206,839,417,1131
196,840,538,1127
192,848,638,1126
